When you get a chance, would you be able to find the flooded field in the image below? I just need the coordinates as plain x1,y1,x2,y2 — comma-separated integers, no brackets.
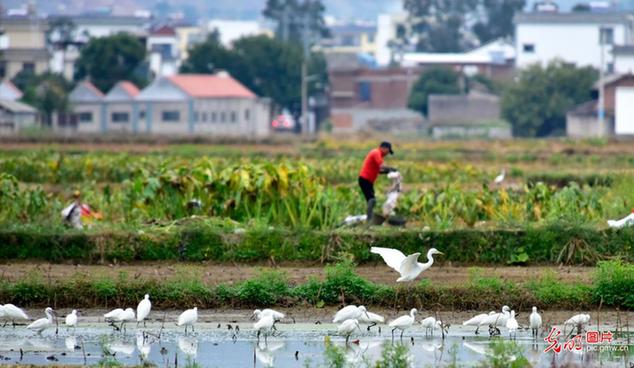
0,310,630,367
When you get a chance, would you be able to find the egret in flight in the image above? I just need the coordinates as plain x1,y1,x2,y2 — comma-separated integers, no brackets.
370,247,443,282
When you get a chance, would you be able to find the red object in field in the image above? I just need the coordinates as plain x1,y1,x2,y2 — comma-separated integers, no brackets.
351,339,360,345
272,114,292,128
80,204,92,216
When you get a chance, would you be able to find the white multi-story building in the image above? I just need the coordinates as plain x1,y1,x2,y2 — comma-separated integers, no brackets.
515,11,634,72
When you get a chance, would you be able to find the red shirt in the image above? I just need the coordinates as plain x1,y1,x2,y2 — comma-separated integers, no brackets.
359,148,385,183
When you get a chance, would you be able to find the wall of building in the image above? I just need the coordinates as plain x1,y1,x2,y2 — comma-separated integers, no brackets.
605,77,634,113
105,102,137,133
331,107,424,134
566,113,614,138
73,103,103,134
428,94,500,124
614,54,634,74
516,23,626,70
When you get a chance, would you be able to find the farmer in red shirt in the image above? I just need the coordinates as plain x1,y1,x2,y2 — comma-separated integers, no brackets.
359,141,396,222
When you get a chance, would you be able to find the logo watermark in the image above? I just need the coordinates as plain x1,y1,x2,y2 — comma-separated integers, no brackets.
543,327,629,353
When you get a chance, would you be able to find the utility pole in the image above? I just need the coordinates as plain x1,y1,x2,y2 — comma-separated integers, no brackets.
598,26,606,136
301,1,311,136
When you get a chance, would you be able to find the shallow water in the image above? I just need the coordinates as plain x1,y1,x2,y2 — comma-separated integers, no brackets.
0,321,631,368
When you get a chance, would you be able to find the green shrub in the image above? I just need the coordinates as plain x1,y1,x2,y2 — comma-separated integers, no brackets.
593,259,634,308
237,269,289,306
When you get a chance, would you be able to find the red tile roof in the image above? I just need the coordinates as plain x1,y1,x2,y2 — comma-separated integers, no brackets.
2,80,23,96
167,73,256,99
82,81,104,97
151,25,176,36
118,81,140,97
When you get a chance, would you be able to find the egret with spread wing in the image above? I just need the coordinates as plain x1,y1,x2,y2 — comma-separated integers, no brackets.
370,247,443,282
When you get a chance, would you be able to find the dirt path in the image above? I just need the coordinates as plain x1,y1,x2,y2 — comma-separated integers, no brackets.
0,262,594,286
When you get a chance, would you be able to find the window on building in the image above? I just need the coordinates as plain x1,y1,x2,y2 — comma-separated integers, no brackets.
220,111,226,122
367,33,375,43
211,111,217,123
341,35,356,46
77,112,92,123
0,61,6,78
22,62,35,74
111,112,129,123
193,111,199,122
607,62,614,73
162,111,180,122
245,109,250,121
230,111,237,123
139,111,146,119
600,27,614,45
202,112,208,122
358,81,372,102
523,44,535,53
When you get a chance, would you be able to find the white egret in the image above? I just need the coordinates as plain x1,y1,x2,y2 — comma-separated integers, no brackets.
26,307,56,334
564,313,590,335
389,308,417,340
359,310,385,331
104,308,124,321
113,308,135,333
481,306,510,331
494,169,506,185
506,310,518,339
254,314,275,344
253,309,285,321
420,316,442,337
607,210,634,229
333,305,370,323
337,319,361,344
65,310,78,331
3,304,29,327
529,306,542,338
463,311,495,335
136,294,151,327
370,247,443,282
178,307,198,334
178,336,198,357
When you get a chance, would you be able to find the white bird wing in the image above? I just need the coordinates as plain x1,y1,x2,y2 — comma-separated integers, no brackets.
370,247,406,272
333,305,357,323
104,308,123,319
399,253,421,276
27,318,48,330
388,315,411,328
463,313,487,326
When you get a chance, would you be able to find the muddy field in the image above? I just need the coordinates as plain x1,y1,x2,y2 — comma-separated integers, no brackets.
0,262,594,286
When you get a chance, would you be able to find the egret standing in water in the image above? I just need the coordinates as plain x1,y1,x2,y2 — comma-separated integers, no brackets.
65,310,78,332
337,319,361,344
254,314,275,344
116,308,136,333
136,294,151,327
359,309,385,331
529,306,542,339
420,316,442,337
506,310,518,340
27,307,57,335
178,307,198,334
252,309,285,331
389,308,417,340
463,311,495,335
3,304,29,327
370,247,443,282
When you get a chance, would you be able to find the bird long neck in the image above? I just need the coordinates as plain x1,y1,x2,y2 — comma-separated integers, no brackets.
423,251,435,267
46,310,53,322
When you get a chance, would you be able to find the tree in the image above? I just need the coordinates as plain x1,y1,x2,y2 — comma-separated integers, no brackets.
13,71,73,126
501,61,597,137
472,0,526,45
407,67,461,116
401,0,525,52
263,0,329,44
180,34,328,116
74,33,147,92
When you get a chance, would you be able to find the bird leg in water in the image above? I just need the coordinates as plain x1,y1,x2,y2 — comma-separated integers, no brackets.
256,330,261,343
367,322,377,331
400,329,404,340
391,328,396,341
